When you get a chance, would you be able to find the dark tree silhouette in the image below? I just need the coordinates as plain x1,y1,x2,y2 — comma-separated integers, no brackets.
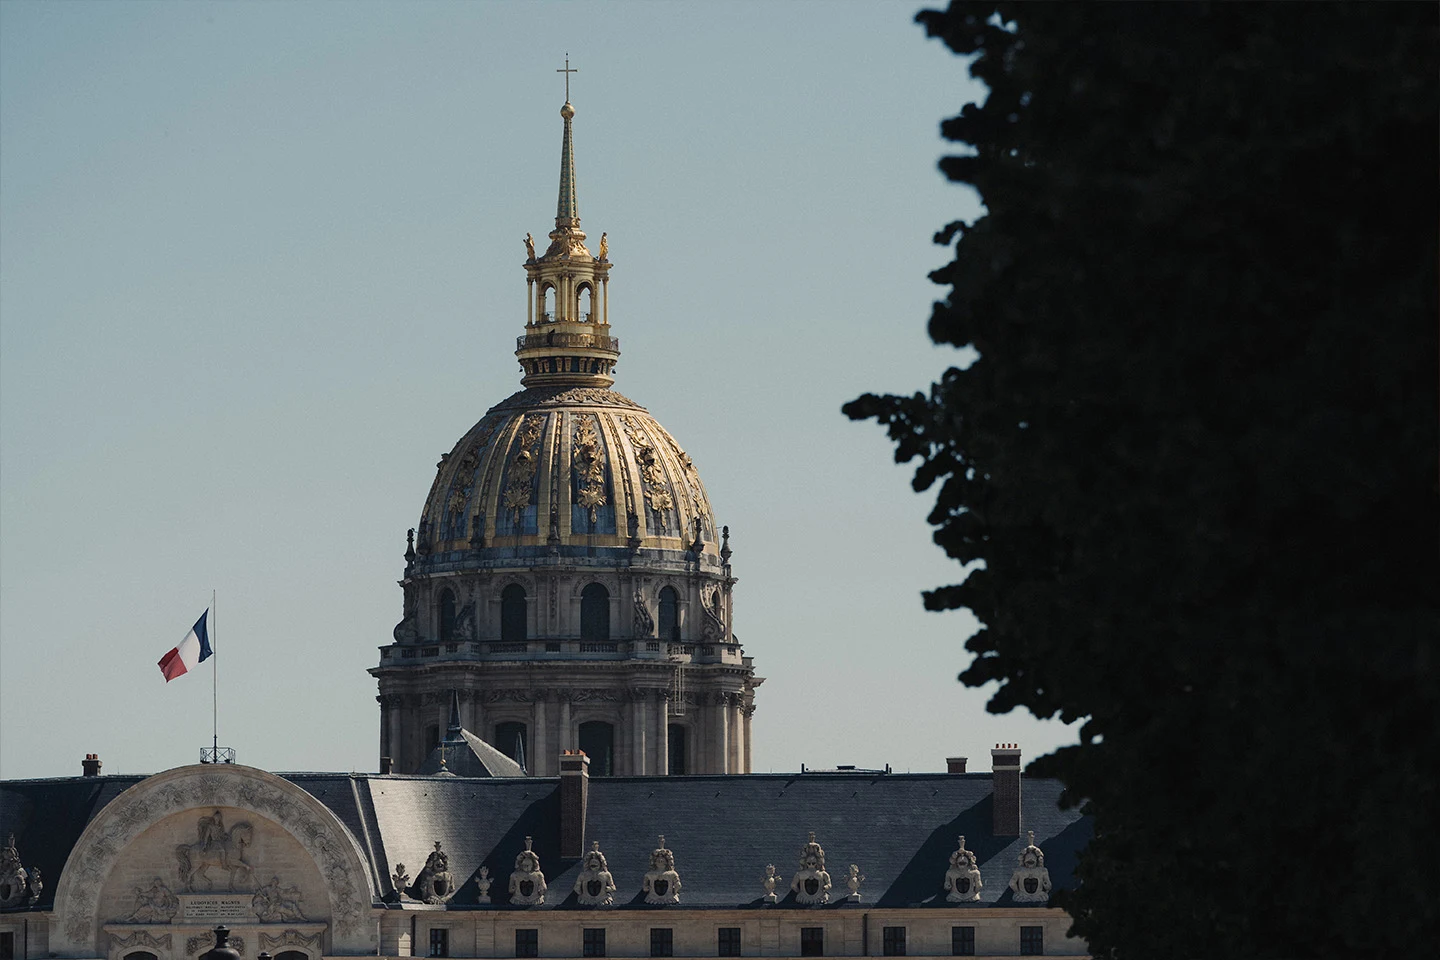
844,5,1438,958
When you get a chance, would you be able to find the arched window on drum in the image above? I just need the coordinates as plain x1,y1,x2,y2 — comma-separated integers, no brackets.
581,583,609,642
501,584,527,642
438,589,457,642
579,721,615,776
658,586,680,642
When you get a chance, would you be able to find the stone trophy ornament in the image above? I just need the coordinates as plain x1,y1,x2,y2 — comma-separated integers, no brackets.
790,832,832,905
412,841,456,904
844,864,864,902
508,836,547,905
390,864,412,902
642,836,682,905
123,878,180,922
0,834,34,908
476,866,493,904
251,875,306,921
177,811,255,892
1008,831,1052,903
574,841,617,906
26,867,41,906
761,864,779,904
944,835,983,903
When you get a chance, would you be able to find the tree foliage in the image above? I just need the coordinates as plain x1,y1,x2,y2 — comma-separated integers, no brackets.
844,5,1438,957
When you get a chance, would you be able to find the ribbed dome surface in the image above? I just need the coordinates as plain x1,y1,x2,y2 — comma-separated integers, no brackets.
417,385,718,559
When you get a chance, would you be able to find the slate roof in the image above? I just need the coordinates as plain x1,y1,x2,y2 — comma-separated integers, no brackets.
1,769,1087,913
414,728,527,779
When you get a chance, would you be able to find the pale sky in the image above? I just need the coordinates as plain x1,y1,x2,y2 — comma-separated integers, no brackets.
0,0,1077,780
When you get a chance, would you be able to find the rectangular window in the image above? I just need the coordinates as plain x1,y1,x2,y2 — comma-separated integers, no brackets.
717,927,742,957
0,932,14,960
800,927,824,957
650,928,673,958
515,929,539,958
428,929,449,958
1020,926,1044,956
951,926,975,956
882,927,906,957
583,928,606,958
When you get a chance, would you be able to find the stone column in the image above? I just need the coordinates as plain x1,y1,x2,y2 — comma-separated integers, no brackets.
729,695,743,773
715,692,730,774
532,695,549,777
656,693,670,775
743,703,755,773
559,693,572,753
527,279,534,325
378,696,391,763
631,692,647,775
469,692,485,741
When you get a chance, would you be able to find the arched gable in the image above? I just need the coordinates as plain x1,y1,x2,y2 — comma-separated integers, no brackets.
49,765,376,957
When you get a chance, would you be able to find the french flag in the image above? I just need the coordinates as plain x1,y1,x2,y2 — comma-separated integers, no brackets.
158,611,212,682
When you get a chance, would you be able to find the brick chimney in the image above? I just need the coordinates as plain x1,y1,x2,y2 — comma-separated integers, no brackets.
559,750,590,857
946,756,968,774
991,743,1021,836
82,753,102,777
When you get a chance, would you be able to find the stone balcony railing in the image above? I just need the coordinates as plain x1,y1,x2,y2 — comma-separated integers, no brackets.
380,639,743,664
516,332,619,352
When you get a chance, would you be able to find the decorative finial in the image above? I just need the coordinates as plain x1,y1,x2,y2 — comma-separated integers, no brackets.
405,528,416,563
524,836,534,852
721,525,732,563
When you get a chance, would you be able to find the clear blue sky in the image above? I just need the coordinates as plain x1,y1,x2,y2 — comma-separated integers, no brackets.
0,1,1075,779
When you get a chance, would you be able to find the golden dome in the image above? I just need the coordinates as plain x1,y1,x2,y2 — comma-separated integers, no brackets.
416,385,720,561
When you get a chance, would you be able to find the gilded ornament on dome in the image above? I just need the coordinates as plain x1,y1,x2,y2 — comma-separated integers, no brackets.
502,415,546,523
572,414,608,522
621,415,675,521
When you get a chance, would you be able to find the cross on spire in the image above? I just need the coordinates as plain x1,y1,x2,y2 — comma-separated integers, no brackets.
557,55,578,102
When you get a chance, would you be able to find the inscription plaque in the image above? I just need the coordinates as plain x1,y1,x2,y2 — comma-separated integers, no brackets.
181,895,252,921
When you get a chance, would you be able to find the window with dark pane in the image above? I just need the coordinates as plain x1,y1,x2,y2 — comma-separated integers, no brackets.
951,926,975,956
428,929,448,958
658,586,680,640
438,589,457,641
424,724,440,756
882,927,906,957
581,583,610,641
667,724,687,775
0,933,13,960
1020,926,1044,956
578,721,615,776
800,927,824,957
582,928,606,958
649,929,673,958
494,721,527,768
716,928,741,957
515,929,538,958
501,584,527,642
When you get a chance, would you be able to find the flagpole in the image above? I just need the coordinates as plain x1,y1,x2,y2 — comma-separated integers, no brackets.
212,589,218,762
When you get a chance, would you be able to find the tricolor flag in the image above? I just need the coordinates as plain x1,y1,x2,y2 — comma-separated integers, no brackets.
158,610,212,682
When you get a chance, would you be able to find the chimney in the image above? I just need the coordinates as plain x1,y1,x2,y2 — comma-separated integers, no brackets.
991,743,1021,836
82,753,102,777
946,756,968,774
559,750,590,857
379,756,394,775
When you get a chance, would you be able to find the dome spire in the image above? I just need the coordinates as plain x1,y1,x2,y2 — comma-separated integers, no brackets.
555,56,579,228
